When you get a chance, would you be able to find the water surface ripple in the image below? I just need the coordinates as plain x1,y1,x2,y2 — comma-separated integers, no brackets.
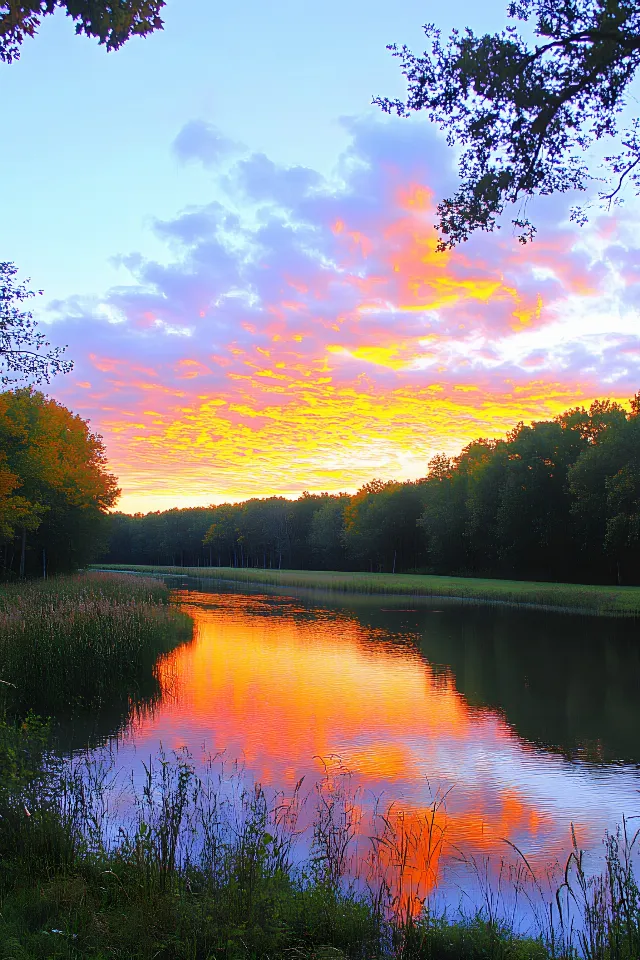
80,581,640,913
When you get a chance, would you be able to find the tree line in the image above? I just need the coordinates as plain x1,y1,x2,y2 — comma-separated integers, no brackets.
0,389,119,578
104,394,640,585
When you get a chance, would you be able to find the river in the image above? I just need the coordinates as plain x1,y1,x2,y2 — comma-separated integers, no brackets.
68,577,640,925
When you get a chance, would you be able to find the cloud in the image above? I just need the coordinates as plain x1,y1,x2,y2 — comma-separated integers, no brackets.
47,115,640,511
172,120,239,168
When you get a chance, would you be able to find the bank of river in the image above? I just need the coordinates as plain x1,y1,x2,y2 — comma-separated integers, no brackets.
96,563,640,616
2,573,639,957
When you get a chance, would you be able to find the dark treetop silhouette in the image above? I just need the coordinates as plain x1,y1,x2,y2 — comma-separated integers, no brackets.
1,1,165,378
0,0,165,62
104,395,640,586
0,263,72,388
376,0,640,247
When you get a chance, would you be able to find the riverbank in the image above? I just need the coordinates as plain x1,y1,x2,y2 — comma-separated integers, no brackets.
0,572,192,719
0,572,638,957
95,564,640,617
0,742,638,960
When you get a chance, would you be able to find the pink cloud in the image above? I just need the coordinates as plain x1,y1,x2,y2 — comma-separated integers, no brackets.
45,116,640,510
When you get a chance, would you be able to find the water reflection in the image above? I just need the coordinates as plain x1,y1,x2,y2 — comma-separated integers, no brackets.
324,597,640,762
110,587,640,899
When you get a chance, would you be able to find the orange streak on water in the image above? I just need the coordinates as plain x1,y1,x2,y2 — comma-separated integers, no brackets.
138,594,583,903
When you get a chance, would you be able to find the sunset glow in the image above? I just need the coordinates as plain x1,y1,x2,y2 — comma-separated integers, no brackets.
41,118,638,512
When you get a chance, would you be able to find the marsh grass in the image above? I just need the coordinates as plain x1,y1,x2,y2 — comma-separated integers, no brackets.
554,822,640,960
0,572,193,718
1,745,637,959
95,565,640,617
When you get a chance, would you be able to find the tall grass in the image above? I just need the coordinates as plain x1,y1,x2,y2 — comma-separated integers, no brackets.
0,572,193,718
96,564,640,617
0,746,637,959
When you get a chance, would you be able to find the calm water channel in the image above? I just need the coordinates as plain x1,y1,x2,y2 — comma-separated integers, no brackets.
72,578,640,918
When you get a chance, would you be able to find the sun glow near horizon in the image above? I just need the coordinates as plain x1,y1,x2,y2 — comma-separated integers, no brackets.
46,118,640,513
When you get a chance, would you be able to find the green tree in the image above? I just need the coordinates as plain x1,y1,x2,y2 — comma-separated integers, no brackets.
104,393,640,585
569,398,640,583
376,0,640,247
419,444,502,575
308,496,349,570
491,420,585,579
204,504,242,567
342,480,394,571
342,480,426,572
0,0,164,62
463,440,507,573
604,463,640,580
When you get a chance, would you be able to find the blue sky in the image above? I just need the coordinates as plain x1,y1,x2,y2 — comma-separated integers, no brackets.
1,0,508,303
2,0,639,511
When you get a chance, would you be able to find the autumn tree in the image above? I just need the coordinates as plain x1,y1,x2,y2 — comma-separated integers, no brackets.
0,455,40,548
0,0,164,62
0,388,120,576
377,0,640,247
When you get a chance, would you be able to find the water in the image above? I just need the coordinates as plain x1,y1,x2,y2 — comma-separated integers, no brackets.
68,578,640,921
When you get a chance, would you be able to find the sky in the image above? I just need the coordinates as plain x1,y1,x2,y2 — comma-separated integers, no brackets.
2,0,640,513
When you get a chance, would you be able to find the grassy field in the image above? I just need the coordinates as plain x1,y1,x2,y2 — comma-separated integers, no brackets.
96,564,640,617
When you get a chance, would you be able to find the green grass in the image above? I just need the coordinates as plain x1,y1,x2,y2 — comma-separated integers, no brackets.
0,744,638,959
95,565,640,617
0,572,193,718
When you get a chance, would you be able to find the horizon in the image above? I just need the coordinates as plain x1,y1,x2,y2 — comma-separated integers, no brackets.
107,390,637,516
3,0,640,514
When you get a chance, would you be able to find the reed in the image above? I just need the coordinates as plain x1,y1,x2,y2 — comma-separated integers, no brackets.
1,573,637,957
0,572,193,718
0,744,637,959
96,564,640,617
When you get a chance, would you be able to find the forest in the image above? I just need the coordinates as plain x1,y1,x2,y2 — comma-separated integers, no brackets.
104,394,640,586
0,388,119,578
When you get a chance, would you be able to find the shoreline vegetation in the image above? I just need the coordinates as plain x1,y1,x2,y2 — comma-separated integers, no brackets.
102,398,640,591
0,572,193,721
0,572,638,958
94,564,640,617
1,742,639,960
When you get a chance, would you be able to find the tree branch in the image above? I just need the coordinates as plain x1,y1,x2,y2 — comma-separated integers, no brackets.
602,153,640,206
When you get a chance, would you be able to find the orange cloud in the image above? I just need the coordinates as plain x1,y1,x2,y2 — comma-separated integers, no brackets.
50,117,638,511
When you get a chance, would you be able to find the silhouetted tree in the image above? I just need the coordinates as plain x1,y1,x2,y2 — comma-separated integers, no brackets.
376,0,640,247
308,496,349,570
0,0,164,62
1,263,72,387
103,392,640,585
